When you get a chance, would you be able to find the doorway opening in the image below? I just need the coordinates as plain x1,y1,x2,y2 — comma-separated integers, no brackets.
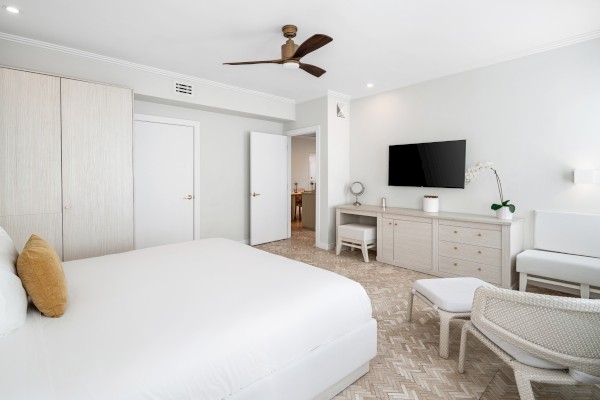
286,126,321,247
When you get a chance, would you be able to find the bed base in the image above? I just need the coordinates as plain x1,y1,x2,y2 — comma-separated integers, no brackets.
227,318,377,400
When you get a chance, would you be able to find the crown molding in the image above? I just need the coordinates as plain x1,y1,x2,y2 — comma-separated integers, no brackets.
0,32,296,104
462,29,600,71
353,29,600,100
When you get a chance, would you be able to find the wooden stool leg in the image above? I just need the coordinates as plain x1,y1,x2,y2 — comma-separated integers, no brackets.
407,290,415,322
336,236,343,255
581,284,590,299
361,242,369,262
519,273,528,292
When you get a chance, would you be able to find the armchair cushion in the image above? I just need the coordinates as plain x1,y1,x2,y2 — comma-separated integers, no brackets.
473,320,565,370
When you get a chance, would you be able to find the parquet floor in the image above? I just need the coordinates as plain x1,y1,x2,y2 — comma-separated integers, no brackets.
256,227,600,400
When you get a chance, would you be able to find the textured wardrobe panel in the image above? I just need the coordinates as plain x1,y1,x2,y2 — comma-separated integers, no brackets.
0,213,63,258
0,68,62,216
61,78,133,261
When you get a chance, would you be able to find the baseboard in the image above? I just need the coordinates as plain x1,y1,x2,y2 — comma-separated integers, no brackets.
317,241,335,251
238,239,249,245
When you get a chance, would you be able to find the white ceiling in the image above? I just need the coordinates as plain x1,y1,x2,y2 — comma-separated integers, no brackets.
1,0,599,102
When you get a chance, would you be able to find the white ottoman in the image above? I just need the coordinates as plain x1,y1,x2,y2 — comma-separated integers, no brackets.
336,223,376,262
408,277,487,358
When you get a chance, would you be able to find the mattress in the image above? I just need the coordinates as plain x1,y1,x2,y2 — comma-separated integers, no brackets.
0,238,373,400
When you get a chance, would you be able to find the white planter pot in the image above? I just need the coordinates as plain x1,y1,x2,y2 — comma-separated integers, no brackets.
423,196,439,213
496,207,513,220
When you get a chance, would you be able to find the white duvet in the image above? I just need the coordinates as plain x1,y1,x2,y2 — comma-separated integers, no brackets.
0,238,372,400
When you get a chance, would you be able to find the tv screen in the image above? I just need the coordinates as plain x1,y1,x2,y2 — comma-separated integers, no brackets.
388,140,466,188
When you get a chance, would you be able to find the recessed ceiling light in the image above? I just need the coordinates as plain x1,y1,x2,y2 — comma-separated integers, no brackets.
3,5,20,14
366,83,374,88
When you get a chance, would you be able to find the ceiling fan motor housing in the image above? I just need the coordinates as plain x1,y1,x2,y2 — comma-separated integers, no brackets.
281,39,299,59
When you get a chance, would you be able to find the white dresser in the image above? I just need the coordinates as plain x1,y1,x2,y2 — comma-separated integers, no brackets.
336,205,523,288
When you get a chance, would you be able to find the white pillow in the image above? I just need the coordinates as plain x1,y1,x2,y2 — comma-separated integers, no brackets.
0,270,28,337
0,226,18,275
0,226,28,337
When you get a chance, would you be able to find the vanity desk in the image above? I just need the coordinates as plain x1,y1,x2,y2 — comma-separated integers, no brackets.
336,205,523,288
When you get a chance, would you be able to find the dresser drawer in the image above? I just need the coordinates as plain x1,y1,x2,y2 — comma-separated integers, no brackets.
439,256,502,285
439,224,501,249
439,240,502,266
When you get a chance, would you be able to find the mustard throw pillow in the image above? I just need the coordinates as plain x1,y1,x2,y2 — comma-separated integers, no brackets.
16,235,67,317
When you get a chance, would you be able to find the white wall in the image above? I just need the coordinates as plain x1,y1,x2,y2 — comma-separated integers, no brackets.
350,38,600,247
0,34,295,121
135,100,283,242
291,136,316,191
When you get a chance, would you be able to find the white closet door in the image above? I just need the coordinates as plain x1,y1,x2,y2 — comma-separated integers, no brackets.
61,79,133,261
0,68,62,255
133,119,195,249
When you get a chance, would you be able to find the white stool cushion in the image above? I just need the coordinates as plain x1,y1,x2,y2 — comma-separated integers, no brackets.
413,277,487,313
338,224,376,242
517,249,600,287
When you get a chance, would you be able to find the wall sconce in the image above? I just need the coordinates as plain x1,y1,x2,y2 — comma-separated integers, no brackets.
573,169,599,184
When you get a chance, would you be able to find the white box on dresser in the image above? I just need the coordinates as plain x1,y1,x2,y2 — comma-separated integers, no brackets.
336,205,523,288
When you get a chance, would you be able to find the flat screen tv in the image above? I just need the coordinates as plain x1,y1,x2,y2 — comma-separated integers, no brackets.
388,140,466,188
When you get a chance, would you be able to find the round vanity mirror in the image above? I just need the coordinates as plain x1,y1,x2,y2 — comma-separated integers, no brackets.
350,181,365,206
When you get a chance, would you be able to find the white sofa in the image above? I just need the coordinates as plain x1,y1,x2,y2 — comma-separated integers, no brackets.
517,210,600,298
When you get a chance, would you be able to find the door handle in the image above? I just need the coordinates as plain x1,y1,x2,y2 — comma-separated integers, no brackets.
251,192,261,197
184,195,193,200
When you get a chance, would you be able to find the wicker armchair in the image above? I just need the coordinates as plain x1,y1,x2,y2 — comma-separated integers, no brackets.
459,285,600,400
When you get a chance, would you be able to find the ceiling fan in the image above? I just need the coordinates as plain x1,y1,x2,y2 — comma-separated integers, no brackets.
223,25,333,77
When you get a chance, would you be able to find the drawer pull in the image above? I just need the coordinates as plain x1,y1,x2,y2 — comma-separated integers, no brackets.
478,250,482,254
388,222,392,225
478,233,482,237
477,267,482,271
453,263,458,266
395,223,397,226
454,230,458,234
454,246,458,250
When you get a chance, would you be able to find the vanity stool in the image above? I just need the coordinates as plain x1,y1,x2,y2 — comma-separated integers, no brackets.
336,223,376,262
408,277,487,358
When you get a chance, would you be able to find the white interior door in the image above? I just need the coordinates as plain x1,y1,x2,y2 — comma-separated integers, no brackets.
134,119,194,249
250,132,288,245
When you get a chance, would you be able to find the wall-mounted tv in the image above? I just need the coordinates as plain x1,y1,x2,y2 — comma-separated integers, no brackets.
388,140,466,188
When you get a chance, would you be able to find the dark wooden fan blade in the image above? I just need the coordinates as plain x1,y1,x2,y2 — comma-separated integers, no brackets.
299,63,326,77
292,34,333,59
223,59,285,65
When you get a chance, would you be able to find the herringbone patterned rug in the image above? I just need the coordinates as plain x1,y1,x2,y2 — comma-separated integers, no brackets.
256,227,600,400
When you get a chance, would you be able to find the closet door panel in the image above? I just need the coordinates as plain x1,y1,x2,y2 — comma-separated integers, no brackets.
61,79,133,261
0,213,63,257
0,68,61,216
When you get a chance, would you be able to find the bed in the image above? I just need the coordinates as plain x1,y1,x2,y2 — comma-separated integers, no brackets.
0,238,376,400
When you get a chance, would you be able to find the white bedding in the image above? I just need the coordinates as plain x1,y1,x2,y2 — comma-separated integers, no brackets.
0,238,373,400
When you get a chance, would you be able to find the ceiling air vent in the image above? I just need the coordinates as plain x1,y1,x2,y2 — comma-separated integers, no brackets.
174,82,194,97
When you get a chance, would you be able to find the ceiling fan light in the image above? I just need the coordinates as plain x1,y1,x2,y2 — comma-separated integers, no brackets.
282,61,300,70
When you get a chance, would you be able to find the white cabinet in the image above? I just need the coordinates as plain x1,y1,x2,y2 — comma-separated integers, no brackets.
381,218,394,260
0,67,133,260
61,79,133,260
337,205,523,288
0,68,63,256
393,218,433,271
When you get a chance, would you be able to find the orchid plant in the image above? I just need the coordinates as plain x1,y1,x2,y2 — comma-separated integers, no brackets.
465,162,516,214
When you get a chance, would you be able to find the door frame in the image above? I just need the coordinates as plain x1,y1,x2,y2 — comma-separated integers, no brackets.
285,125,321,247
133,114,201,240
